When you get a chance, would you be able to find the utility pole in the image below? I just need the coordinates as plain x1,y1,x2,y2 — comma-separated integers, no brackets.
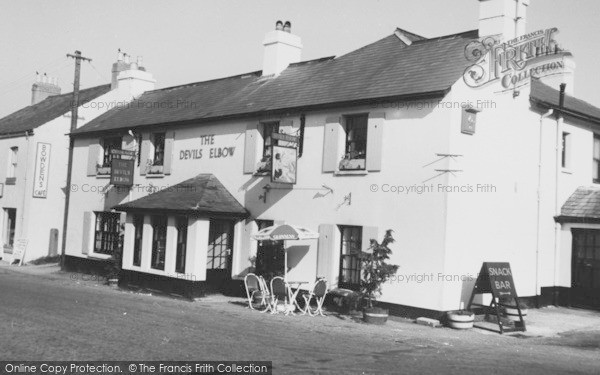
60,51,92,270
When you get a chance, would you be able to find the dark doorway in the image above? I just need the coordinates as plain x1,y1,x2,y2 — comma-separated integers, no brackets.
255,220,285,280
206,219,234,287
571,229,600,308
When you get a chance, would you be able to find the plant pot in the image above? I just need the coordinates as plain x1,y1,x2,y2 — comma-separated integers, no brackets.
447,311,474,329
504,306,528,322
107,278,119,288
363,307,389,325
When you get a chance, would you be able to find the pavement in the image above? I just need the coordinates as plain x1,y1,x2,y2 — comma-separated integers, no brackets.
1,261,599,374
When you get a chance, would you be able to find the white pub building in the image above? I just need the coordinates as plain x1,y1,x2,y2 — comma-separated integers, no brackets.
64,0,600,316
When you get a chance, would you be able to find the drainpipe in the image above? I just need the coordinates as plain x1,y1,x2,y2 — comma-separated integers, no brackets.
536,108,554,308
553,83,567,306
19,132,32,242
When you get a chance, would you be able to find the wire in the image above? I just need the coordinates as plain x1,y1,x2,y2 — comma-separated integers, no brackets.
87,61,109,82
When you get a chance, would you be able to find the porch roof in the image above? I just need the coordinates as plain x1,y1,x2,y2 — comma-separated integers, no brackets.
556,187,600,224
113,174,249,218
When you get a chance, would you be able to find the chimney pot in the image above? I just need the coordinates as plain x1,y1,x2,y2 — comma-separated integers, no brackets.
124,54,130,64
275,20,283,31
31,73,61,104
136,56,143,68
283,21,291,33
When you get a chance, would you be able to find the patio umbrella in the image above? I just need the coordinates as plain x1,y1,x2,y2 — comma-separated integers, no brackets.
252,224,319,281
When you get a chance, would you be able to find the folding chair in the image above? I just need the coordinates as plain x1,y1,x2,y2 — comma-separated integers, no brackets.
244,273,261,309
302,278,328,317
270,276,293,315
258,275,274,313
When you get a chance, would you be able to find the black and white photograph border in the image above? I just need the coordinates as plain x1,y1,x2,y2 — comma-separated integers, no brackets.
0,1,599,374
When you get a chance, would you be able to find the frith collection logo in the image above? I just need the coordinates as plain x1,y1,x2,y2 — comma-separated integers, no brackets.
463,28,565,90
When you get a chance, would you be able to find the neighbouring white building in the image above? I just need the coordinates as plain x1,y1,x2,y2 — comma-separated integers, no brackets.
0,54,155,264
64,0,600,316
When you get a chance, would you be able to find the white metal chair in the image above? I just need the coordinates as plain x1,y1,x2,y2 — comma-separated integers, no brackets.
301,278,328,317
244,273,262,309
258,275,274,313
270,276,293,315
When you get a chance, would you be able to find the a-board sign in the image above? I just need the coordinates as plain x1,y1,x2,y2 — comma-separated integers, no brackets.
12,238,28,266
472,262,517,298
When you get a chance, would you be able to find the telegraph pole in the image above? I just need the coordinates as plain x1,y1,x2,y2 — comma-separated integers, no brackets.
60,51,92,270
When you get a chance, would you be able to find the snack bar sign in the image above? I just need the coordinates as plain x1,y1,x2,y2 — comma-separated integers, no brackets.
32,142,51,198
463,28,565,90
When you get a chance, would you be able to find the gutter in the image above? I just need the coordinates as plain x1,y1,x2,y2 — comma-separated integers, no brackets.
0,130,34,140
535,108,554,307
530,98,600,126
553,83,567,306
67,90,450,138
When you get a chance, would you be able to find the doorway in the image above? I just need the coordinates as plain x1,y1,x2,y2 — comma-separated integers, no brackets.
2,208,16,253
571,229,600,308
206,219,234,287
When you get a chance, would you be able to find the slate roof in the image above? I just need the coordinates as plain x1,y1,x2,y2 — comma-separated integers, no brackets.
72,29,480,135
113,174,248,218
0,85,111,136
530,79,600,124
557,187,600,223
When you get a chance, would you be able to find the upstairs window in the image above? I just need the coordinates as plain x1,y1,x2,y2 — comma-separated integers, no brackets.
152,132,166,166
262,122,279,159
562,132,571,169
340,114,368,170
6,147,18,183
102,137,122,168
594,135,600,184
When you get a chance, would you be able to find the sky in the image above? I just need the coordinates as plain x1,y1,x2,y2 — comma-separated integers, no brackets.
0,0,598,118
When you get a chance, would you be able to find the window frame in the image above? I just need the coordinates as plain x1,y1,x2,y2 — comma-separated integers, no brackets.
152,132,166,167
261,122,280,159
594,134,600,184
101,136,122,168
132,214,144,267
338,225,363,291
344,114,368,161
151,215,167,270
7,147,18,178
562,131,571,169
3,208,16,249
93,212,120,255
175,216,188,274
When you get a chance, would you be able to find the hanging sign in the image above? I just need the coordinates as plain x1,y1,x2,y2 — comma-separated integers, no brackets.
32,142,51,198
12,238,28,266
110,149,135,187
271,145,297,184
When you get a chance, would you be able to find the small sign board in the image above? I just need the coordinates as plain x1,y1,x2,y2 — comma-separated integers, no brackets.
271,145,297,184
12,238,27,266
271,132,299,144
110,149,136,159
467,262,526,334
110,159,134,187
32,142,51,198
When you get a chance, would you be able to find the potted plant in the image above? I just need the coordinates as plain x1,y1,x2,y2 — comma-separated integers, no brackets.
500,298,528,322
446,310,475,329
359,229,399,325
255,156,272,174
96,163,111,175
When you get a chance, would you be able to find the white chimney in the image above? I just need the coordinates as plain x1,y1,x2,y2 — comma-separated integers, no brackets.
478,0,529,40
262,21,302,76
31,74,61,105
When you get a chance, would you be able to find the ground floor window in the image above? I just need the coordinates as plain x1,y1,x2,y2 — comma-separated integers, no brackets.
132,215,144,267
255,220,284,279
2,208,16,250
93,212,120,255
175,216,188,274
207,220,233,270
338,225,362,291
151,216,167,270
